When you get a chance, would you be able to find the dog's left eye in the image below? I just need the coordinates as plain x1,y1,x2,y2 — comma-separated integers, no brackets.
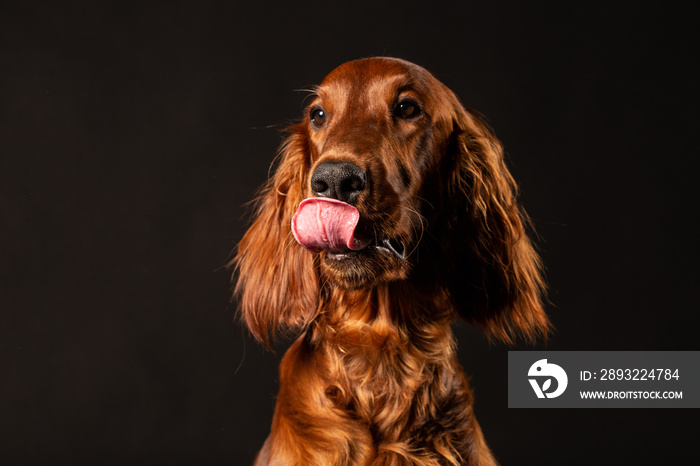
395,100,420,119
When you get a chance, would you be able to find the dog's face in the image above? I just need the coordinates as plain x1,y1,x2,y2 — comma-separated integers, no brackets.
234,57,547,345
297,58,459,289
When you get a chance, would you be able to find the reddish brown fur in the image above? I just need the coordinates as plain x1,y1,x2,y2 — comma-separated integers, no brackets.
231,57,549,465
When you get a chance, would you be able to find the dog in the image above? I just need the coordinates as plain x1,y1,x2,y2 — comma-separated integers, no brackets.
231,57,548,465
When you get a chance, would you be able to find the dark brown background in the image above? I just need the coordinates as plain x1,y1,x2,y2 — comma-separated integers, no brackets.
1,1,698,464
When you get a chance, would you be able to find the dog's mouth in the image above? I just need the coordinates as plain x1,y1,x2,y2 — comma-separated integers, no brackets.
291,198,406,262
326,237,407,261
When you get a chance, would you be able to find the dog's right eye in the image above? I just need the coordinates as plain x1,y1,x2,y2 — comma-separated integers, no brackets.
310,107,327,127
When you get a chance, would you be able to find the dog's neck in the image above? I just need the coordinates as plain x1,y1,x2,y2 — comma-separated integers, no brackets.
309,282,453,350
303,282,460,428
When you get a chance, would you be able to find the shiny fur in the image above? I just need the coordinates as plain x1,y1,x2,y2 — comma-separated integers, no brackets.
231,57,548,465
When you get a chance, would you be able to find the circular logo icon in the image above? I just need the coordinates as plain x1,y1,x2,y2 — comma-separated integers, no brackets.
528,359,568,399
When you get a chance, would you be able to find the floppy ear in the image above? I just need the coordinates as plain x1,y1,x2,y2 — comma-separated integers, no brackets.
442,108,549,344
230,124,318,347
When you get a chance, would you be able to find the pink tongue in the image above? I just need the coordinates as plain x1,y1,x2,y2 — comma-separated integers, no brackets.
291,198,370,253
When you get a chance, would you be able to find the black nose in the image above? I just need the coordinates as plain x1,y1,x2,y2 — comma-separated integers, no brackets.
310,162,367,205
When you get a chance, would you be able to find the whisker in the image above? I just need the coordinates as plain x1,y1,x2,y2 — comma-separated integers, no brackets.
400,204,428,259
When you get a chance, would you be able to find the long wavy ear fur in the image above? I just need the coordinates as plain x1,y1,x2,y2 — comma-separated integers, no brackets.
442,108,549,344
230,124,318,347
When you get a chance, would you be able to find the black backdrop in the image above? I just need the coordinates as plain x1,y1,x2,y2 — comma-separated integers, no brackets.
2,1,699,464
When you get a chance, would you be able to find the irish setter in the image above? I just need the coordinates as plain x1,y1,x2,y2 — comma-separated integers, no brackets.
232,57,548,465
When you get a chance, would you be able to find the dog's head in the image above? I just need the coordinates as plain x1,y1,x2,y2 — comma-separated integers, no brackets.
233,57,548,345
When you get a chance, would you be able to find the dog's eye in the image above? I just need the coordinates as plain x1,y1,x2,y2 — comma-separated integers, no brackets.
310,107,327,127
395,100,420,119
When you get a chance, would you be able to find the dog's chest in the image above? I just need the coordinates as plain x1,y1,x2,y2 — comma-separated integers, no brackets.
321,330,440,421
